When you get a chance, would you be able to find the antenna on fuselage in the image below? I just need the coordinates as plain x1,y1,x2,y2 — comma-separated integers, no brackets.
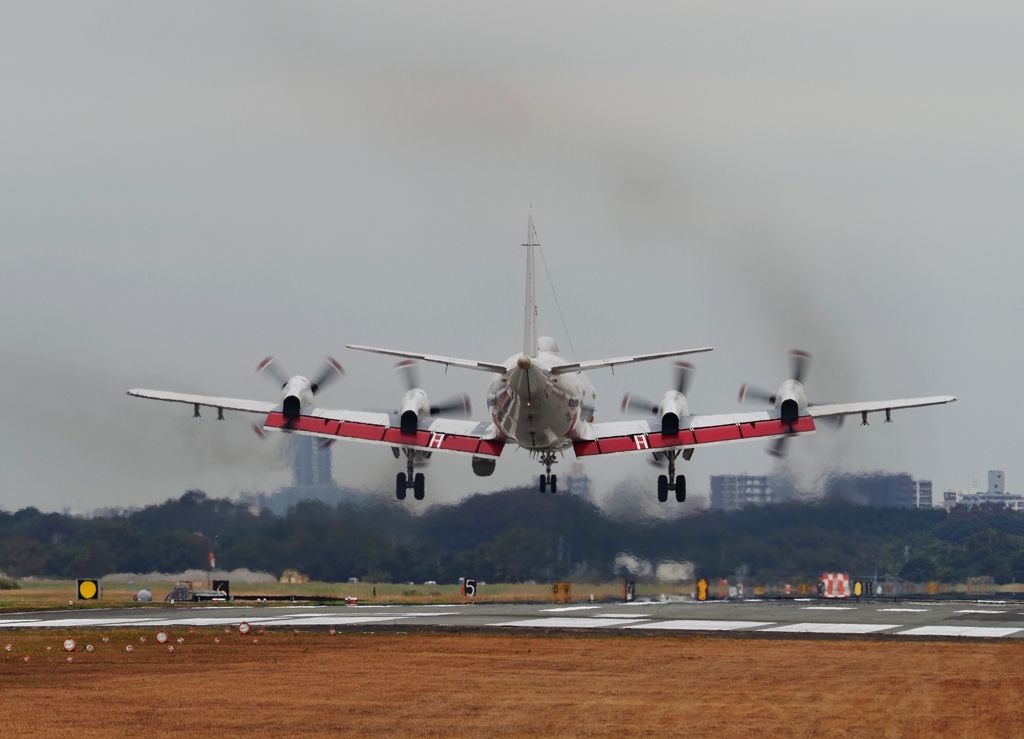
523,209,539,358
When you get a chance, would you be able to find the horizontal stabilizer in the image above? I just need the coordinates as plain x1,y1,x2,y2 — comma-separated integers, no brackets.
551,347,713,375
346,345,507,374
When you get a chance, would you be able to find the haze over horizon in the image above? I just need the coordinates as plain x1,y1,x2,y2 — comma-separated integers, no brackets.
2,3,1018,513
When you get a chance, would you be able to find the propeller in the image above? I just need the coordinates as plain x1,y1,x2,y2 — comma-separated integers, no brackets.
790,350,810,384
739,350,816,459
621,362,695,417
257,356,344,395
430,394,472,417
394,360,472,422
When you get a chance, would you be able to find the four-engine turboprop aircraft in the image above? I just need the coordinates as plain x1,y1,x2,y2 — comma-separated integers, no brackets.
128,214,956,503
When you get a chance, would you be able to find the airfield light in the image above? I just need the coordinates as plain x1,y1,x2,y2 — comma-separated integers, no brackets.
125,645,133,653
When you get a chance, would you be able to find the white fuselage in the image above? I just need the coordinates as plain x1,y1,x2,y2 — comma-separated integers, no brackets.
486,347,596,451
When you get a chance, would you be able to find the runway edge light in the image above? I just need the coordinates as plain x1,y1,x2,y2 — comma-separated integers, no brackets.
77,579,101,601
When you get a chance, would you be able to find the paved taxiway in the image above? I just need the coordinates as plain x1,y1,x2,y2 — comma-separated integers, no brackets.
3,598,1024,638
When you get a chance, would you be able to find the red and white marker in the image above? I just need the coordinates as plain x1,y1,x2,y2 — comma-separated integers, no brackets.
156,631,169,644
63,638,76,652
238,622,251,635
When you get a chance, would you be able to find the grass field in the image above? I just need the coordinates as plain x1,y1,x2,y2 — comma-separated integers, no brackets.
0,579,693,611
1,627,1022,737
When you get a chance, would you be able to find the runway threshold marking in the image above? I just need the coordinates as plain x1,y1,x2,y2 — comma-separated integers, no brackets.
897,626,1024,638
759,623,900,634
624,620,774,631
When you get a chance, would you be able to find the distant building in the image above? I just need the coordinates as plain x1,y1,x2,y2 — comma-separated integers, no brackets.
916,480,933,509
943,470,1024,511
825,473,918,508
291,435,332,486
710,475,778,511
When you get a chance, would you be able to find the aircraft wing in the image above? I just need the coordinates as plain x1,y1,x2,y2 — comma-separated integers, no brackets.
574,410,815,457
574,394,956,457
346,345,507,374
128,389,277,415
261,408,506,458
807,396,957,419
128,389,506,458
550,347,713,375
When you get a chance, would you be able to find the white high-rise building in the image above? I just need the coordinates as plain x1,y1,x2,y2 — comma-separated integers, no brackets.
989,470,1005,495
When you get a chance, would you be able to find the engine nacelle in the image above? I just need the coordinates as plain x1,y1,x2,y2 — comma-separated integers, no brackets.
282,376,314,418
774,379,807,423
399,388,430,435
472,456,496,477
657,390,690,436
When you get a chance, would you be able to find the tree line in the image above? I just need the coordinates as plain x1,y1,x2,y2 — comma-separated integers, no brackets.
1,489,1024,584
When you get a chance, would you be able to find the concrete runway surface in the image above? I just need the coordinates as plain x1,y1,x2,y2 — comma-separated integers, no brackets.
3,598,1024,639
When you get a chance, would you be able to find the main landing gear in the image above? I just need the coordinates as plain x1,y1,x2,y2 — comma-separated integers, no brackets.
656,451,686,503
538,451,558,493
396,448,425,501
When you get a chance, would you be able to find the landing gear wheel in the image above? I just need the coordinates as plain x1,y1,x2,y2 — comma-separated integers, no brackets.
657,475,668,503
396,473,407,501
539,475,547,493
675,475,686,502
550,475,557,494
413,473,425,500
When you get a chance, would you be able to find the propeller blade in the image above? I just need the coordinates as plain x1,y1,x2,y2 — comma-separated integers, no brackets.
310,357,345,394
738,383,776,405
256,357,290,389
766,436,789,458
672,362,694,395
251,422,267,440
790,350,811,384
429,393,471,418
395,360,420,392
621,393,658,415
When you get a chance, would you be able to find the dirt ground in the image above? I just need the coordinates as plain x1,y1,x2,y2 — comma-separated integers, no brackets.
1,628,1021,738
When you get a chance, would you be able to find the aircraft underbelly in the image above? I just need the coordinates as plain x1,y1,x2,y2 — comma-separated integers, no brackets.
488,366,578,450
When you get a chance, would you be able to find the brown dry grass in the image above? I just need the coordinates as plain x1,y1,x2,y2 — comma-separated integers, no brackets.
1,629,1022,738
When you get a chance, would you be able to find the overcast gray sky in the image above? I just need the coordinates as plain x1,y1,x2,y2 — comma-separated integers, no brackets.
1,2,1019,513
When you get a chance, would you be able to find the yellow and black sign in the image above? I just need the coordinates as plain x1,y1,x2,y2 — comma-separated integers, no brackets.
697,578,708,601
551,582,572,604
77,579,101,600
853,581,863,597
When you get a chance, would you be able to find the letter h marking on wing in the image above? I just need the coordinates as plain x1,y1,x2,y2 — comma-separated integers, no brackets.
429,433,446,449
633,434,649,450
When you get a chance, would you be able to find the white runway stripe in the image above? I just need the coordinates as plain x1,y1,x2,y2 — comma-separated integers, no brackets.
624,620,774,631
491,618,646,629
801,606,856,611
878,608,930,613
540,606,601,612
898,626,1023,638
954,610,1006,615
760,623,899,634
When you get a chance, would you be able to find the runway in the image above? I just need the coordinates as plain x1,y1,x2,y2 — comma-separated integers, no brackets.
3,598,1024,638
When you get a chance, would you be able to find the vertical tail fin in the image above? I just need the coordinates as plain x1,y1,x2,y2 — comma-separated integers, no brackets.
523,211,538,357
